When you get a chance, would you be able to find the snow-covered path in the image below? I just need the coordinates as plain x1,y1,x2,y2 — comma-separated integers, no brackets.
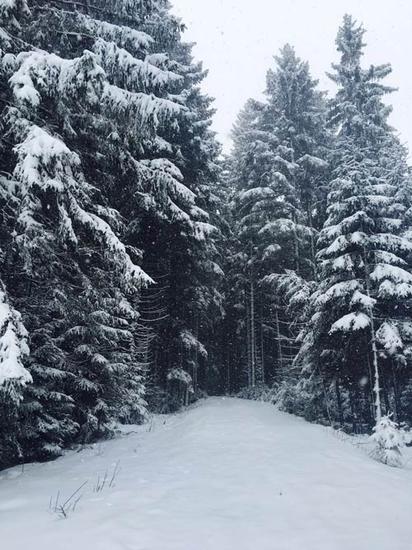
1,397,412,550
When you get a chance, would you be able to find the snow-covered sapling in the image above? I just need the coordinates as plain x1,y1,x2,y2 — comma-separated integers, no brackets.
371,415,406,468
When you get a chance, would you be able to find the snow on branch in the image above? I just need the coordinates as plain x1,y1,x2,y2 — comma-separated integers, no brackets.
374,250,406,266
316,280,360,306
13,124,152,288
370,264,412,285
13,123,82,240
0,0,30,29
103,84,183,133
9,48,183,134
259,218,315,238
321,211,373,242
239,186,274,203
320,235,348,257
93,39,182,93
193,222,217,241
167,368,194,392
378,280,412,299
262,243,282,260
321,253,355,274
68,10,153,51
297,154,328,171
376,322,403,355
137,158,209,229
180,329,208,359
350,290,376,309
139,158,183,197
71,204,153,289
371,234,412,253
330,312,371,333
10,49,105,109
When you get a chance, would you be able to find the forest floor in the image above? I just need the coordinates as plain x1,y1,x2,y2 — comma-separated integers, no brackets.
1,397,412,550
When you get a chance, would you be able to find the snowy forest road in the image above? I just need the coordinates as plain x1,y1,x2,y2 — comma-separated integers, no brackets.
1,397,412,550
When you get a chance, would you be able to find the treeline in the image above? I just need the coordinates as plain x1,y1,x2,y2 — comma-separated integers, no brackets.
0,0,223,469
1,2,412,471
225,16,412,433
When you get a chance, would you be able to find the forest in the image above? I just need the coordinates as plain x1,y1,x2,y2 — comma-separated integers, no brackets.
1,0,412,471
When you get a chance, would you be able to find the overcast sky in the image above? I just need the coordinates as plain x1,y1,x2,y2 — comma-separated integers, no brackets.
171,0,412,154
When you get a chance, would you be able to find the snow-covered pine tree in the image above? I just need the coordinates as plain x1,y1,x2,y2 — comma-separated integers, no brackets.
228,46,328,390
295,15,412,429
0,0,33,467
228,98,268,389
371,414,406,467
0,284,30,393
215,157,248,394
0,0,205,461
0,280,31,468
127,20,224,410
260,46,329,389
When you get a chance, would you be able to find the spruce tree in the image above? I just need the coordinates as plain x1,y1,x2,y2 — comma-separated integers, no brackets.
228,46,328,390
0,0,223,462
296,15,412,428
132,26,223,410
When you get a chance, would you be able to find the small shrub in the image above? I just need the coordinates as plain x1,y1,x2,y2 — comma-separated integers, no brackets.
371,415,406,467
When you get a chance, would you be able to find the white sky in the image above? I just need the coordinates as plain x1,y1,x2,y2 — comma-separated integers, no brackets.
171,0,412,154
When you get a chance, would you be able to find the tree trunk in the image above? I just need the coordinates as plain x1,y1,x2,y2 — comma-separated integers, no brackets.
308,200,317,280
246,284,251,388
260,316,265,385
349,389,357,433
364,250,382,422
250,271,256,387
335,378,344,427
391,361,401,423
275,307,283,381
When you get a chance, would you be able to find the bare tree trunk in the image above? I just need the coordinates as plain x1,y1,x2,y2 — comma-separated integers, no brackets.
226,355,231,394
382,383,390,417
260,316,265,385
193,314,199,394
364,334,375,425
250,271,256,387
246,285,251,388
370,316,382,422
275,307,283,381
336,378,344,427
293,214,300,275
308,201,317,280
391,361,401,422
349,389,357,433
364,250,382,422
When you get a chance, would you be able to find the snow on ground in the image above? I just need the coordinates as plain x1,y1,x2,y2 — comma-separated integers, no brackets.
1,397,412,550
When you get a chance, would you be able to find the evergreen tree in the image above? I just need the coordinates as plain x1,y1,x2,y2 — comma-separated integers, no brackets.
228,46,328,390
0,281,31,468
133,27,224,410
0,0,222,463
295,15,412,428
